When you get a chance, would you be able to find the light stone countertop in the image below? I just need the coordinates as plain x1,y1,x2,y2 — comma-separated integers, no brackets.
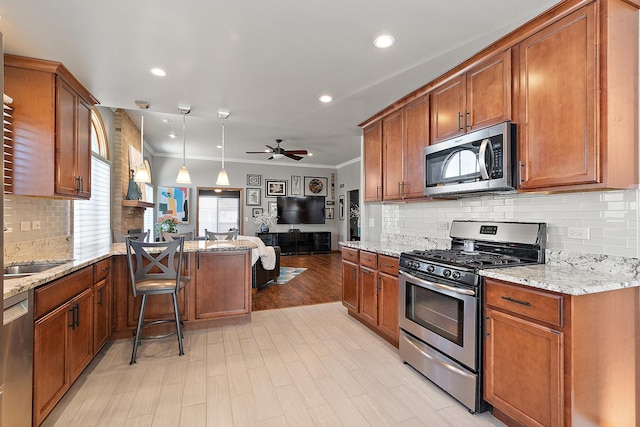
3,239,257,300
340,240,640,296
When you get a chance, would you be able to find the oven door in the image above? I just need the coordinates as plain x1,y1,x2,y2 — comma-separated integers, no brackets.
399,270,478,370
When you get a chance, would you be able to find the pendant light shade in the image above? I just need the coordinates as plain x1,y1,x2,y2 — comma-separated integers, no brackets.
134,100,151,183
216,110,230,186
176,105,192,184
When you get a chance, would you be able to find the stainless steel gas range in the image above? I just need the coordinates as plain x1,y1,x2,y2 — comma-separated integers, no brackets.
398,220,546,413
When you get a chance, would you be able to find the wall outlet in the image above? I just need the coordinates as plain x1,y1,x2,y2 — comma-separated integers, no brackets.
567,227,590,239
437,221,449,230
20,221,31,231
32,220,41,230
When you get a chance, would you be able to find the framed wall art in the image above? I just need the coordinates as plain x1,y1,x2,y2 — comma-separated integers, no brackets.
268,201,277,215
266,179,287,197
157,186,189,224
252,208,263,217
339,195,345,220
247,174,261,186
325,207,334,220
246,188,261,206
304,176,328,196
290,175,302,195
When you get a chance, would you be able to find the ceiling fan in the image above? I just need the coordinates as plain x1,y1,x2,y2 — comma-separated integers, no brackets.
246,139,308,161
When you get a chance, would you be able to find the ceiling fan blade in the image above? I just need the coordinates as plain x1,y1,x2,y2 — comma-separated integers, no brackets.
267,156,274,160
286,150,308,155
285,153,303,161
246,151,267,154
265,145,275,150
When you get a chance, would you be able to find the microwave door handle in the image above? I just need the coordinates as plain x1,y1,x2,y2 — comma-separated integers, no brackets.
478,138,493,180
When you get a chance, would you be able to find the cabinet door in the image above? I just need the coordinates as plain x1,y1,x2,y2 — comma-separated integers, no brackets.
34,304,70,426
467,50,511,131
67,288,94,383
75,96,92,198
431,75,465,143
195,252,250,319
403,95,429,199
93,278,111,354
341,261,358,311
377,272,398,341
363,121,383,202
55,78,80,197
518,4,597,190
359,267,378,326
383,109,404,200
484,307,563,427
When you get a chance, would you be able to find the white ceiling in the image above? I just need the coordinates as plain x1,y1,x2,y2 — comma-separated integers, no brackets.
0,0,560,168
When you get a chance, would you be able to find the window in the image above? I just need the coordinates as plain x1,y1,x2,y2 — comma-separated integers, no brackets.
143,183,154,239
197,188,240,235
73,108,111,256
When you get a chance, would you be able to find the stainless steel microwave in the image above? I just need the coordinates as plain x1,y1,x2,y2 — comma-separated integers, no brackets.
424,121,516,197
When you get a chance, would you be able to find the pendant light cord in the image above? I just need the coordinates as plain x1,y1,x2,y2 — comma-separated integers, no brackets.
140,113,144,159
182,113,187,166
221,118,225,169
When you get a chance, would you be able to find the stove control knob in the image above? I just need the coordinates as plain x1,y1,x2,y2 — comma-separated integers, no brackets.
411,261,420,269
443,269,451,278
426,265,435,273
452,271,461,280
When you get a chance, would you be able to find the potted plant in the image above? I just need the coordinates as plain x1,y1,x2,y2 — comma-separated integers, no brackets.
155,218,178,234
254,211,276,233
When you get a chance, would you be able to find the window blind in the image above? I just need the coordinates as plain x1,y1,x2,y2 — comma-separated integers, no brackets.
3,93,13,194
73,155,111,256
143,183,154,240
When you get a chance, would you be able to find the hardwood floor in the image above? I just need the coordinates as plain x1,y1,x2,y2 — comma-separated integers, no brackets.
42,302,506,427
252,252,342,311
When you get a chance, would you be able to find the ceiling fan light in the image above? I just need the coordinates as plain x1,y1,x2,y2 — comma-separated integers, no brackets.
176,165,192,184
216,169,230,186
133,164,151,183
272,153,284,160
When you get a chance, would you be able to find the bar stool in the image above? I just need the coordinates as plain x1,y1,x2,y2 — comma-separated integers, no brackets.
162,231,194,241
125,236,190,364
204,228,238,241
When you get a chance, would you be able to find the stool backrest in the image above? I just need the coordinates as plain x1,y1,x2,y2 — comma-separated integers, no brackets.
113,230,148,243
162,231,193,241
125,236,185,297
205,229,238,241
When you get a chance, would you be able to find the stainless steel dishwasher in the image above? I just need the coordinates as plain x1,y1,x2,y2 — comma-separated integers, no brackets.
2,289,33,427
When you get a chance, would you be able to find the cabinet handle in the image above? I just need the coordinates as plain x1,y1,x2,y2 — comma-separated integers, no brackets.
501,296,531,307
352,268,356,281
362,269,374,275
101,266,111,274
457,112,463,131
465,110,470,131
376,186,381,201
377,276,381,291
69,306,76,330
397,182,402,196
76,176,82,193
485,316,490,337
382,263,395,268
518,160,524,187
74,304,80,328
97,288,104,307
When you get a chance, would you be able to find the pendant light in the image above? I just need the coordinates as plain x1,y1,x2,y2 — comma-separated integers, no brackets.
133,100,151,183
216,110,230,186
176,104,192,184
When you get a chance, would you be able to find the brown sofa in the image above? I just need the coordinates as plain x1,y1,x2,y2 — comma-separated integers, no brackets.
252,246,281,289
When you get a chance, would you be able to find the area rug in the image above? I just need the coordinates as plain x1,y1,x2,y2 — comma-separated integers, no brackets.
271,267,307,284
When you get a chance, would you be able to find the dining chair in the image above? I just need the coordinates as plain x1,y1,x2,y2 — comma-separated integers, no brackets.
125,236,190,364
204,228,238,241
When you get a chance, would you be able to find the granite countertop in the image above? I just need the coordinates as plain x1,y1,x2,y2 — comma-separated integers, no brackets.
339,239,440,258
3,239,257,300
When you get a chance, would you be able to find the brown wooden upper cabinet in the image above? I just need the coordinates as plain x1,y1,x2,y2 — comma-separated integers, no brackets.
517,0,638,192
430,50,511,143
4,55,98,199
383,94,429,201
363,120,383,202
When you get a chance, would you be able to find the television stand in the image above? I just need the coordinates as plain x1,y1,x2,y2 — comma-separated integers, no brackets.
256,231,331,255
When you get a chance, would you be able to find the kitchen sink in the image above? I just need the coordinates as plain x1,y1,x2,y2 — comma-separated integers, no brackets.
3,261,68,280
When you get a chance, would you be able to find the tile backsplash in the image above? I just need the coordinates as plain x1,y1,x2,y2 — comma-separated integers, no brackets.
376,189,639,258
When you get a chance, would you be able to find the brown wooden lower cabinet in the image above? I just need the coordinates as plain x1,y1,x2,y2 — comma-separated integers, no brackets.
341,247,399,346
33,267,94,426
93,258,112,354
484,278,639,427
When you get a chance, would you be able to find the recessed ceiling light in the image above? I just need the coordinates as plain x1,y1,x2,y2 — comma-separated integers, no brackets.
161,118,172,123
308,153,314,156
150,67,167,77
169,132,176,139
373,34,395,49
217,145,222,149
319,95,333,103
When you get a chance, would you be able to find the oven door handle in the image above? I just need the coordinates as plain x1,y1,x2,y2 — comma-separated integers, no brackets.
400,271,476,296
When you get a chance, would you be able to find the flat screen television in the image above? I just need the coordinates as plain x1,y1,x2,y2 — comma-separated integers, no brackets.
277,196,325,224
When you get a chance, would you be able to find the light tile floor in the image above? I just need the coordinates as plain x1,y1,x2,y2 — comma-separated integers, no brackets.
42,302,506,427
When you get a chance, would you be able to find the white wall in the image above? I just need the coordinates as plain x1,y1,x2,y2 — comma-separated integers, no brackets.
152,156,341,249
336,160,361,242
362,189,640,258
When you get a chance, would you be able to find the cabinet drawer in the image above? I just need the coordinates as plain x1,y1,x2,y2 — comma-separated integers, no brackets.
378,255,399,276
342,247,359,263
359,251,378,269
35,266,93,319
93,258,111,283
485,279,564,327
